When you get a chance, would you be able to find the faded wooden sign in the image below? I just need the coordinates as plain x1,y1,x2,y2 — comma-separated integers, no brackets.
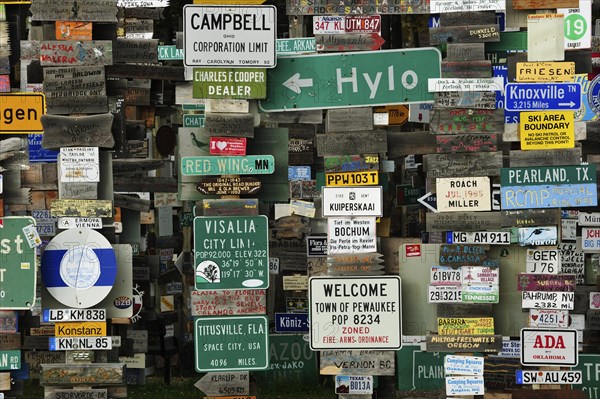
40,41,113,66
500,209,560,227
41,113,115,149
43,66,107,114
55,22,93,41
125,7,163,19
113,39,158,64
430,25,500,44
288,128,315,165
434,92,496,109
513,0,579,9
190,290,266,317
316,131,387,156
125,79,151,106
325,108,373,133
286,0,429,15
439,244,488,267
446,43,485,61
204,113,255,137
426,334,502,353
315,33,385,51
509,148,582,167
517,274,576,292
442,60,492,78
30,0,119,22
430,109,502,134
426,212,502,232
320,350,394,376
125,18,154,39
436,134,497,153
202,199,259,216
423,152,502,178
40,364,125,385
105,64,185,80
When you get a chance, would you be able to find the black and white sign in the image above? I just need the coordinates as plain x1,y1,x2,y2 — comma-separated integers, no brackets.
59,147,99,183
520,328,578,367
327,217,376,254
43,308,106,322
322,187,383,217
526,249,560,274
309,276,401,350
446,231,510,245
307,236,328,257
49,336,112,351
58,218,103,230
183,5,276,68
516,370,582,384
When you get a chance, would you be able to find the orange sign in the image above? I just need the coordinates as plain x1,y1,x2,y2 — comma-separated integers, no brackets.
0,93,45,134
374,105,409,125
55,22,93,41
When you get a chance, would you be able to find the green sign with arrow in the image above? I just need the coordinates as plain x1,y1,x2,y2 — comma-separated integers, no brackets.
259,48,441,112
0,217,37,309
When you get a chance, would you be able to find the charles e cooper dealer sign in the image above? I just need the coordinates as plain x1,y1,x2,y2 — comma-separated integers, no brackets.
184,5,277,68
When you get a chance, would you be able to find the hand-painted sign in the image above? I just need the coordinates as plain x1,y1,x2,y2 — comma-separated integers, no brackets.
40,41,113,66
516,62,575,82
438,318,494,336
196,177,261,195
194,315,269,372
436,177,491,212
505,83,581,111
500,165,597,209
426,334,502,353
0,93,45,134
327,217,376,254
194,216,268,290
444,355,484,376
520,111,574,150
321,187,383,217
309,276,401,350
517,274,576,292
521,328,578,366
181,155,275,176
194,372,249,396
184,5,277,68
259,48,441,112
190,290,266,317
522,291,574,310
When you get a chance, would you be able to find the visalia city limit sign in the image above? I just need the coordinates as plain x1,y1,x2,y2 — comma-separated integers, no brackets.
183,5,277,68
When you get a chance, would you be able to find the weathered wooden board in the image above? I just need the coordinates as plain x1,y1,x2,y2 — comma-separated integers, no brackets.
430,25,500,45
446,43,485,61
316,131,387,156
59,182,97,199
426,334,502,352
440,12,496,27
196,177,261,195
320,350,395,376
441,60,492,78
287,128,315,166
23,336,50,350
437,303,492,318
260,110,323,124
509,147,582,167
40,41,113,66
426,212,502,232
0,334,21,350
387,132,436,157
46,96,108,115
201,199,259,216
124,7,163,19
41,113,115,149
324,154,379,174
204,113,255,137
113,194,151,212
512,0,579,9
315,33,385,51
439,244,488,267
512,390,586,399
105,64,185,81
423,152,503,178
436,133,497,153
430,109,502,134
40,364,125,386
500,209,560,227
124,18,153,39
286,0,429,15
45,388,108,399
325,108,373,133
113,39,158,64
434,92,496,109
43,66,105,93
125,79,151,106
30,0,119,22
190,290,266,317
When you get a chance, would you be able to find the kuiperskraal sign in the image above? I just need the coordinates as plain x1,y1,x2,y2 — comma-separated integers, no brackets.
194,216,269,290
195,315,269,372
0,217,38,309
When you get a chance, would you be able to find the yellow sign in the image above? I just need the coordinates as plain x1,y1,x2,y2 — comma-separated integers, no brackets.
0,93,45,134
194,0,264,3
55,22,93,41
282,275,308,291
519,111,574,150
374,105,409,125
325,171,379,187
50,199,113,218
516,62,575,82
55,321,107,337
437,317,495,335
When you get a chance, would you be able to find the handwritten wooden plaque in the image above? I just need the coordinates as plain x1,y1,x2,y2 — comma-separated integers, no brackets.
436,134,497,153
113,39,158,64
30,0,119,22
41,113,115,149
426,212,502,232
434,92,496,109
316,131,387,156
204,113,255,137
423,152,503,178
325,107,373,133
105,64,185,80
40,41,113,66
430,109,502,134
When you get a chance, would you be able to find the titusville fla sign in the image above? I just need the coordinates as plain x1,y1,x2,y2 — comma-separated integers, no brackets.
195,315,269,372
0,217,38,309
258,48,441,112
194,216,269,290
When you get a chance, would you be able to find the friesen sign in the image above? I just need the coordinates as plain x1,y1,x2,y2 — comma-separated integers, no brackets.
183,5,276,68
520,328,578,367
309,276,401,350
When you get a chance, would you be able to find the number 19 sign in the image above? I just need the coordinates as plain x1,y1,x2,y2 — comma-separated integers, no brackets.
309,276,401,350
194,216,269,290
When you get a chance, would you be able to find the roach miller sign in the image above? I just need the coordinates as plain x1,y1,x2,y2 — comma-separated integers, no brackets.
184,5,277,68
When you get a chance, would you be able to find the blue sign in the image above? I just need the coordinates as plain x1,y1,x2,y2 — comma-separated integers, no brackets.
288,166,311,181
501,183,597,210
505,83,582,111
28,134,58,162
274,313,309,333
515,370,523,384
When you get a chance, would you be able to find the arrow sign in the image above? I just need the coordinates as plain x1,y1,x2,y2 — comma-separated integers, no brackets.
418,192,438,213
315,33,385,52
259,48,441,112
195,372,250,396
505,82,582,111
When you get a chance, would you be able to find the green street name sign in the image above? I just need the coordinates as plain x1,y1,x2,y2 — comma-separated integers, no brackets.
0,217,37,309
259,48,441,112
181,155,275,176
158,45,183,61
183,114,205,127
194,216,269,290
195,316,269,372
500,165,596,186
276,38,316,56
0,350,21,371
193,68,267,99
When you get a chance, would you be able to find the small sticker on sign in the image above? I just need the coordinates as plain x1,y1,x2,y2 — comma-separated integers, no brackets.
21,262,30,270
406,244,421,257
22,224,42,248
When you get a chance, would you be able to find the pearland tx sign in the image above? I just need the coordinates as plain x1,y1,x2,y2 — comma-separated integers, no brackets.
0,217,38,309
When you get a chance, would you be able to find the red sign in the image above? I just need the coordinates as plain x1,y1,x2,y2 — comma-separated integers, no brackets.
209,137,247,156
344,15,381,34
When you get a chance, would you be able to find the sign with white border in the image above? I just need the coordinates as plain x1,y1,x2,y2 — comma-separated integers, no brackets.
334,375,373,395
322,186,383,217
445,376,484,397
444,355,484,376
529,309,569,328
520,328,578,367
516,370,582,385
327,217,376,254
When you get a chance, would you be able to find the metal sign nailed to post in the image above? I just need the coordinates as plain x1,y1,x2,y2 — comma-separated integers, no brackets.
259,48,441,112
505,83,581,111
184,5,277,68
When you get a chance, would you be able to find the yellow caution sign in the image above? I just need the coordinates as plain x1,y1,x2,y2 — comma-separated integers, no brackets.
520,111,575,150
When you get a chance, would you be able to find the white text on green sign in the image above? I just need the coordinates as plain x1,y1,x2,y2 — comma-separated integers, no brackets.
193,68,267,99
181,155,275,176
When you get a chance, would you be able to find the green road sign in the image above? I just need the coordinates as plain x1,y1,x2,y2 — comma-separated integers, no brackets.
181,155,275,176
259,48,441,112
195,316,269,372
276,38,317,56
0,217,37,309
158,45,183,61
194,216,269,290
397,346,444,390
501,165,596,186
0,350,21,371
193,68,267,100
183,114,205,127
